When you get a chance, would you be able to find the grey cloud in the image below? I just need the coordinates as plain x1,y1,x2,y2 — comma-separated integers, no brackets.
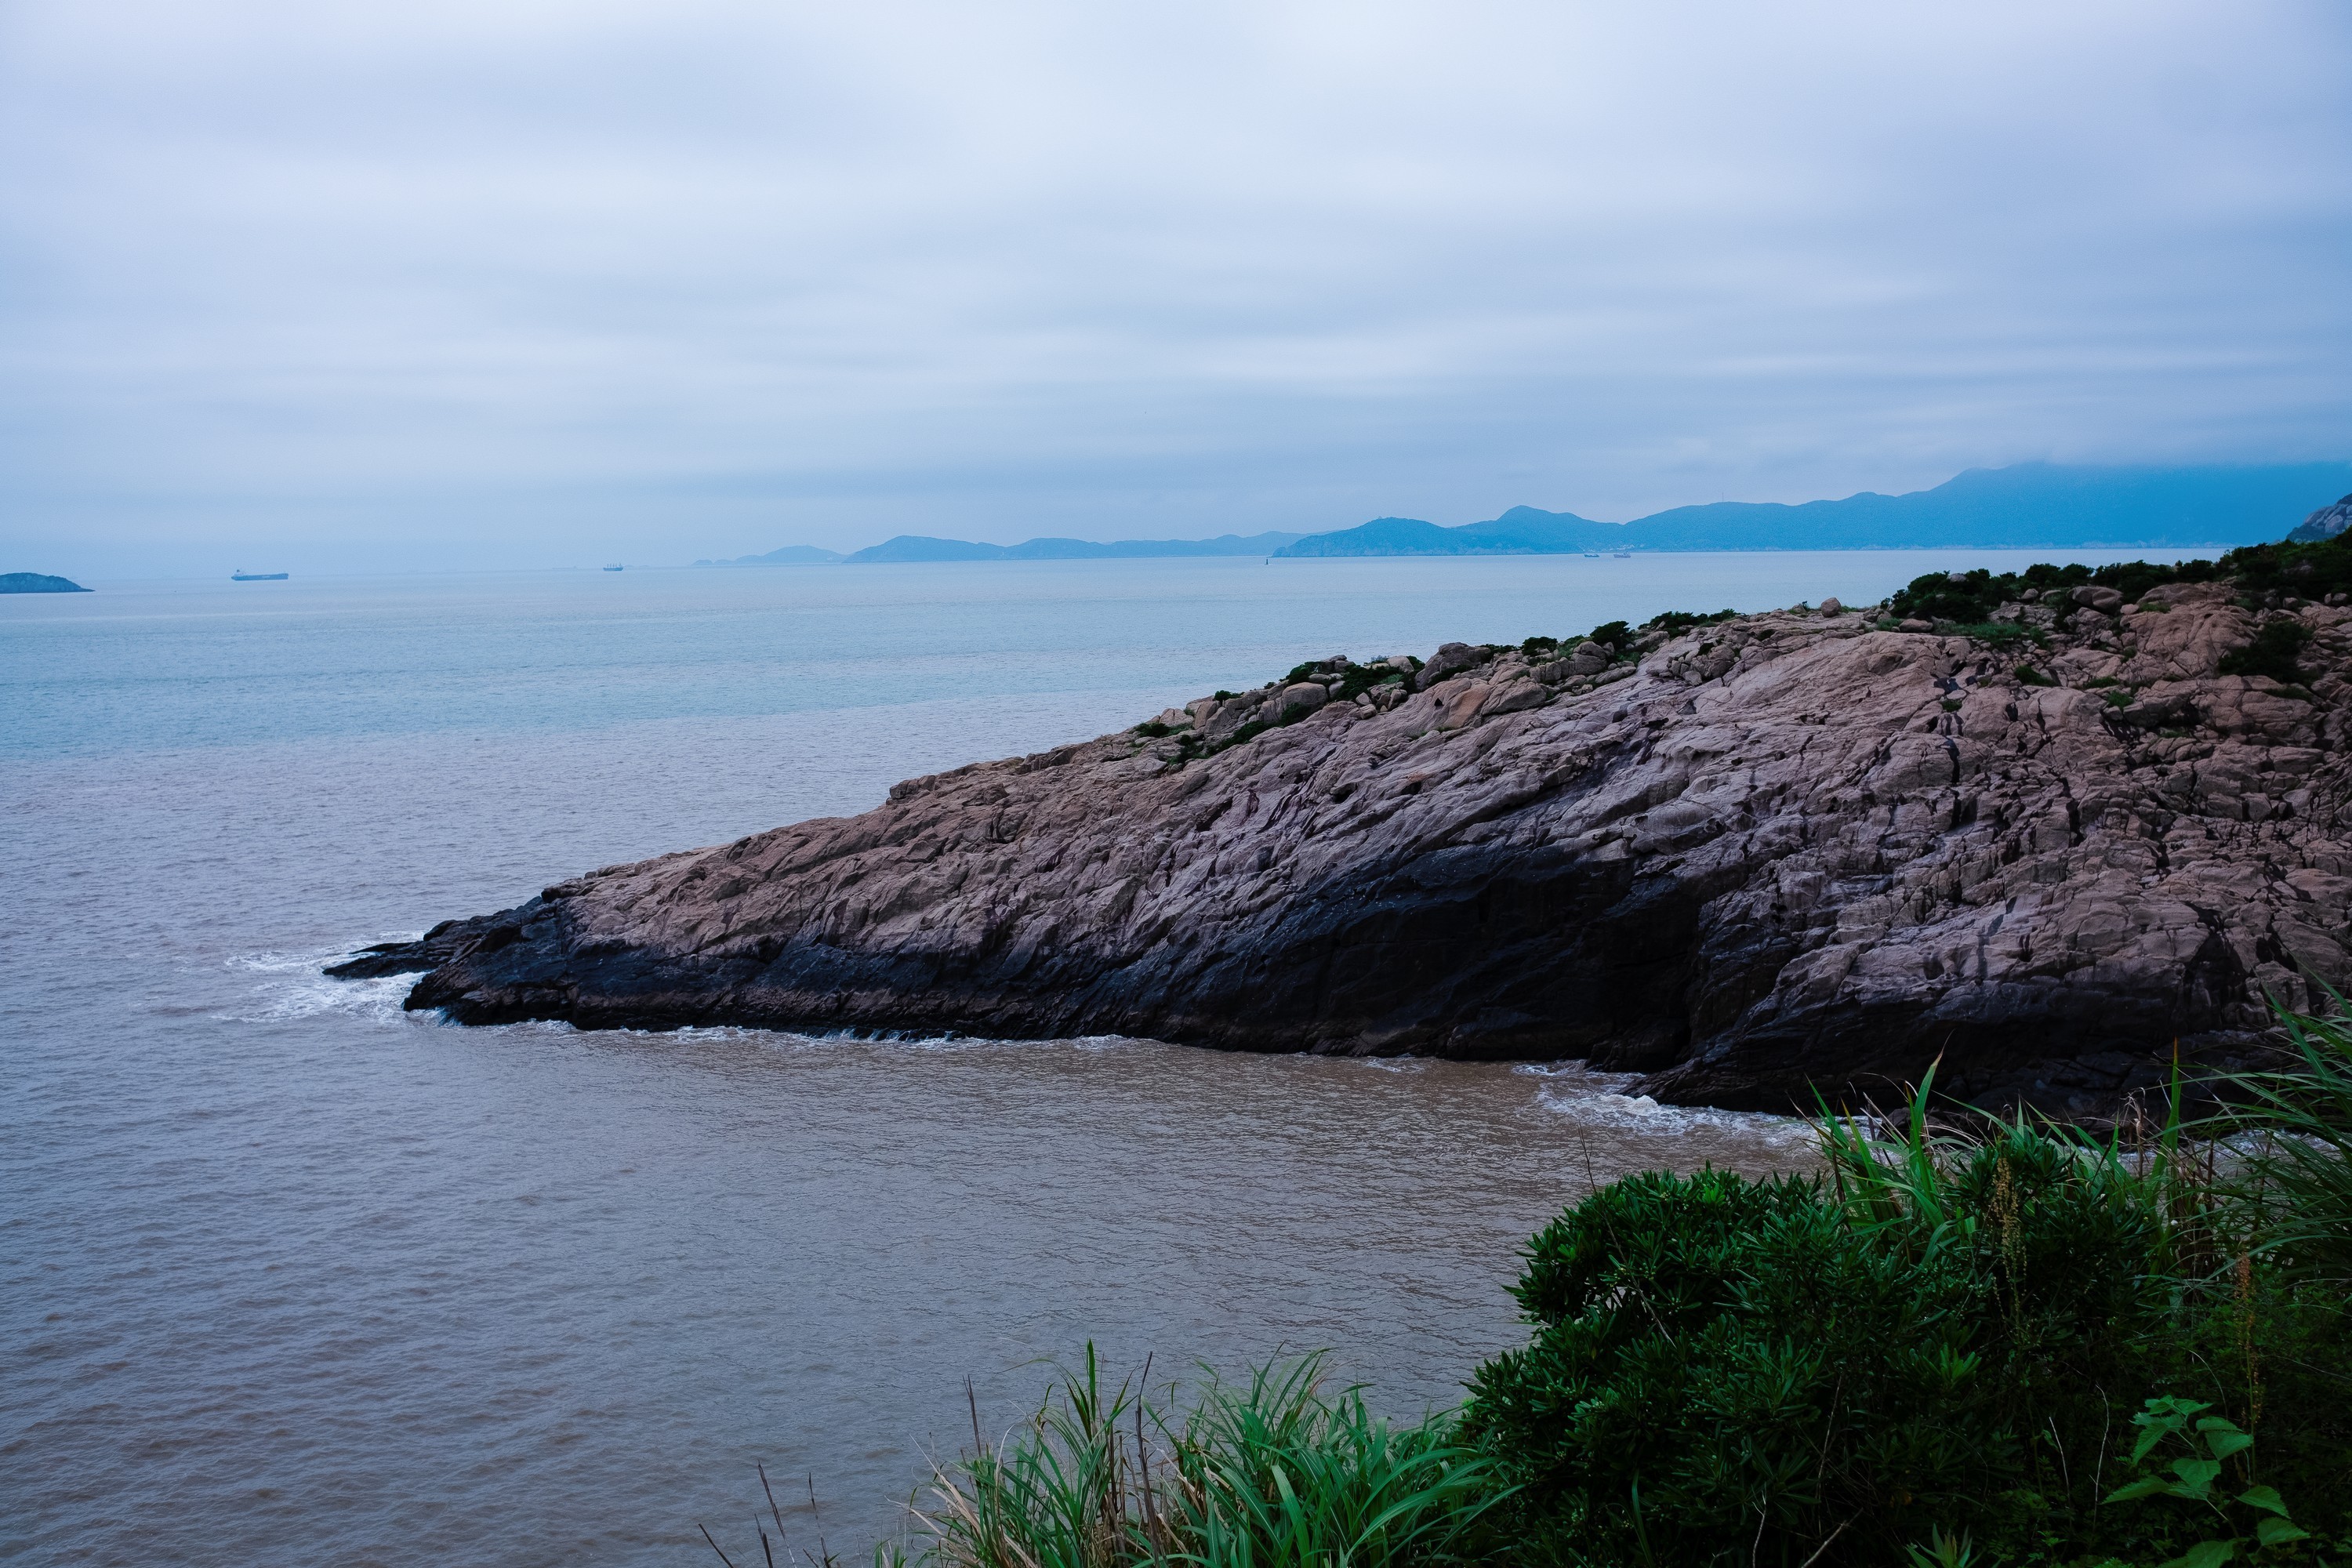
0,0,2347,574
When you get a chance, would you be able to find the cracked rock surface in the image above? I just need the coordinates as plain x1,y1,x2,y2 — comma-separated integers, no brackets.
332,583,2352,1116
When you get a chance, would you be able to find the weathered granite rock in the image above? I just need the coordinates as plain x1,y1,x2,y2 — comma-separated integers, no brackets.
334,581,2352,1117
1565,641,1612,678
2289,494,2352,544
1275,682,1328,721
1416,641,1483,690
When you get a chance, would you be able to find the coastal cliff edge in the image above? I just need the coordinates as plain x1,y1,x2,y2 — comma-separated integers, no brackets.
333,579,2352,1115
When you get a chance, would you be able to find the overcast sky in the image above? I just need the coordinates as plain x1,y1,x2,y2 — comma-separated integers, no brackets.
2,1,2347,574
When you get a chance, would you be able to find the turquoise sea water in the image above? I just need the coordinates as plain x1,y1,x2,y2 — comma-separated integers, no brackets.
1,553,2176,1564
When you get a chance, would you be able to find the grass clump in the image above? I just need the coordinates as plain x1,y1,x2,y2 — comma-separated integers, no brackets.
901,1348,1507,1568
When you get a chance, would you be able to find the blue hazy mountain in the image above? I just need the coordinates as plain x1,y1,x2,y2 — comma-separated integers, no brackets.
842,530,1305,564
1,572,92,592
694,544,846,565
1276,463,2352,556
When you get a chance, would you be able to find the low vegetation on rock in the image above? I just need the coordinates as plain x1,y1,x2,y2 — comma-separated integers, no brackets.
757,1012,2352,1568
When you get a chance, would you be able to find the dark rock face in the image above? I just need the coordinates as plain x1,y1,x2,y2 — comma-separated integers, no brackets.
336,584,2352,1117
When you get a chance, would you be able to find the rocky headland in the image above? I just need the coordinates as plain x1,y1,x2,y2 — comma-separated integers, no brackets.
334,556,2352,1116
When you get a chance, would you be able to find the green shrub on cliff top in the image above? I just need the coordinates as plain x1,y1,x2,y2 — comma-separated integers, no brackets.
1886,558,2220,627
1459,1066,2352,1567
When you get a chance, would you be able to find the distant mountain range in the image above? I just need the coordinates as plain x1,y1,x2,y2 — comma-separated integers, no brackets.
696,531,1303,565
695,463,2352,567
1275,463,2352,556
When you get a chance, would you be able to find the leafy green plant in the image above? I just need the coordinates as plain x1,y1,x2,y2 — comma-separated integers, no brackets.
1904,1528,1978,1568
2104,1397,2309,1566
906,1348,1508,1568
2215,1001,2352,1287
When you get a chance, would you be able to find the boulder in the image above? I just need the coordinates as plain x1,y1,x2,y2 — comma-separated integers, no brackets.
1275,682,1328,721
1415,641,1484,690
1565,641,1612,678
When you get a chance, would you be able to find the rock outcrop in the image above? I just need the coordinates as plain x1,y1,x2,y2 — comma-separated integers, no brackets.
2289,494,2352,544
334,584,2352,1116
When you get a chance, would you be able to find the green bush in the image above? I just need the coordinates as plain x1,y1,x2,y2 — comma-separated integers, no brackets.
1460,1103,2191,1566
2220,532,2352,600
1458,1057,2352,1566
1885,558,2219,630
1644,609,1738,639
2218,619,2313,682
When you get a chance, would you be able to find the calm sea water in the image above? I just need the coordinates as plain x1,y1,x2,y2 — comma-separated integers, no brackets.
2,553,2169,1565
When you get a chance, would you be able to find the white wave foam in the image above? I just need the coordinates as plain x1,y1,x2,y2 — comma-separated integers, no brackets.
213,970,417,1025
1513,1061,1813,1143
215,938,433,1025
225,934,427,976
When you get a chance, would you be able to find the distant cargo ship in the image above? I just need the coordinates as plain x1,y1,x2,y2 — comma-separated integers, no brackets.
603,564,624,572
230,569,289,581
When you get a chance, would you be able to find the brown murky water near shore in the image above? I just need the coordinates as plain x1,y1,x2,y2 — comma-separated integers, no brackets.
16,558,2136,1563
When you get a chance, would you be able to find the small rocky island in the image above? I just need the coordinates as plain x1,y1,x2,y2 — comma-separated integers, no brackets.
336,550,2352,1116
1,572,91,593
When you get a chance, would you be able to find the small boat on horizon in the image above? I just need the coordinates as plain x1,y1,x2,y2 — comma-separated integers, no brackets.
603,563,624,572
1612,550,1632,558
1582,551,1600,558
230,569,289,581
